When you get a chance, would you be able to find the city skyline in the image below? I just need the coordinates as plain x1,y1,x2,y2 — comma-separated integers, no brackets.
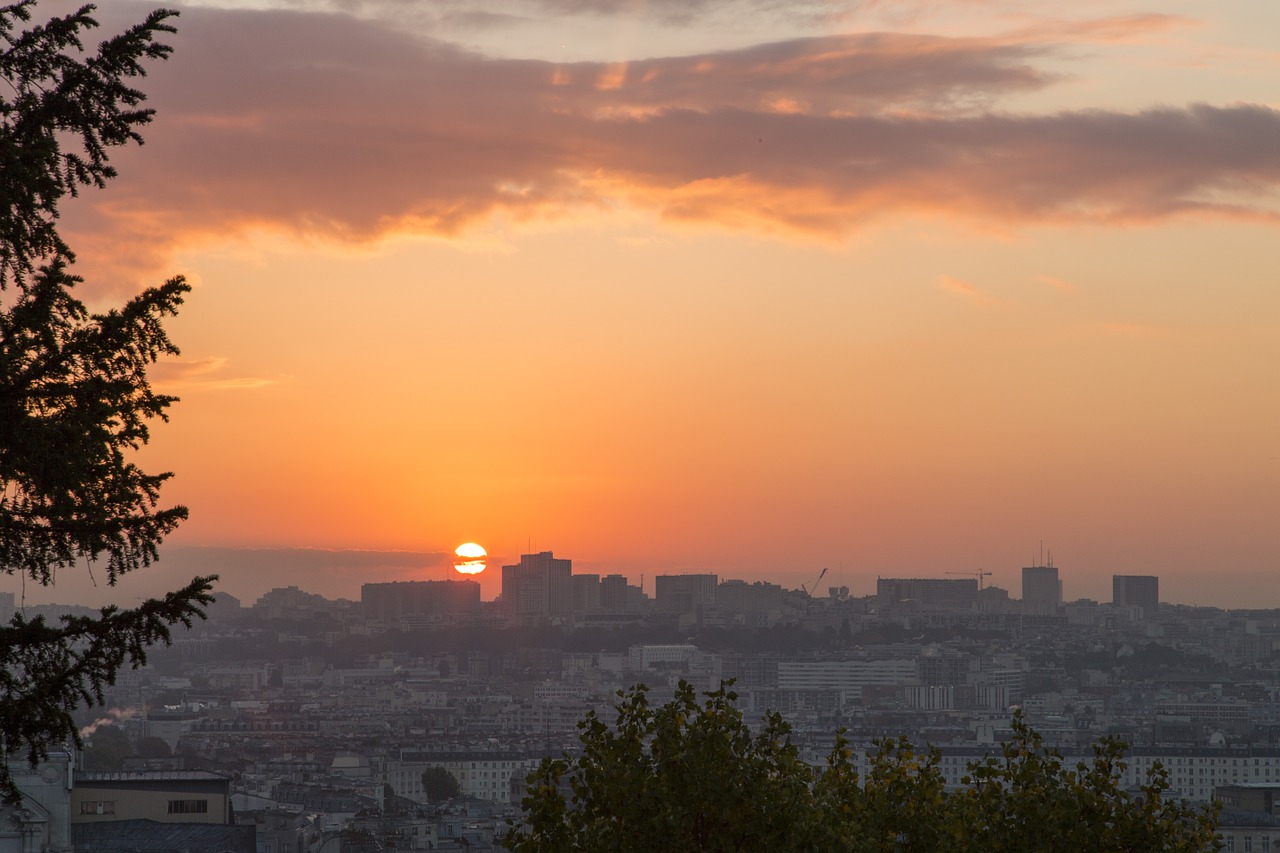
2,544,1273,612
9,0,1277,612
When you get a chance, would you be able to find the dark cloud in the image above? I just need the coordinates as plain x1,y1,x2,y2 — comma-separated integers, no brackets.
58,5,1280,289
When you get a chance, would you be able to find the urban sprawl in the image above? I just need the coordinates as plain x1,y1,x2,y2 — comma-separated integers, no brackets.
7,552,1280,851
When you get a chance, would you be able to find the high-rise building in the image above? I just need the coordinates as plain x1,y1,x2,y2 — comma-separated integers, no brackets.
501,551,572,618
571,573,601,614
1021,565,1062,614
655,574,717,614
1113,575,1159,609
600,574,629,613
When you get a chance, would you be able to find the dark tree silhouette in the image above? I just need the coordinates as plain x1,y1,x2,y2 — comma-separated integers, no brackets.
421,766,461,802
507,681,1221,852
0,0,215,800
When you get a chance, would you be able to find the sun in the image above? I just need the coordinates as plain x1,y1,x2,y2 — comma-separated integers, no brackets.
454,542,487,575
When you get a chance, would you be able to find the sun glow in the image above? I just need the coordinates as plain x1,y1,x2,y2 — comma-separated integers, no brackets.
454,542,487,575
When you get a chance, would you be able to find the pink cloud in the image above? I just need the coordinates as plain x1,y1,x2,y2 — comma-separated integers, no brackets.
939,275,979,297
55,6,1280,291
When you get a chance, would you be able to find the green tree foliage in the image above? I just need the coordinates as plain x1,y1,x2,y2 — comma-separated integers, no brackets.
507,681,1221,853
421,766,461,802
133,735,171,761
80,725,134,771
0,0,215,800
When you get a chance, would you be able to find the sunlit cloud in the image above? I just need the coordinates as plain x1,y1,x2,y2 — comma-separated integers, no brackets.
57,5,1280,291
152,357,280,392
938,274,1001,307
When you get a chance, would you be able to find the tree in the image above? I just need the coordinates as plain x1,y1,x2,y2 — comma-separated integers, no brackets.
133,735,172,761
421,766,461,802
506,681,1222,853
80,725,134,772
0,1,215,800
514,682,815,853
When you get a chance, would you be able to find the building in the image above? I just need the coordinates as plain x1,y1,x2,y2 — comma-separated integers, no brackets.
501,551,572,618
1113,574,1159,609
600,574,629,612
1,751,73,853
1021,565,1062,614
361,580,480,624
876,578,978,612
654,574,717,614
387,750,533,804
571,574,602,614
72,770,234,825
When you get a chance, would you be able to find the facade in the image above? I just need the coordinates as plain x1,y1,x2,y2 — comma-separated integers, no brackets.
600,574,629,612
571,573,602,613
361,580,480,624
0,751,73,853
387,751,533,804
501,551,573,618
72,771,233,825
654,574,718,614
876,578,978,612
776,658,919,694
1021,566,1062,614
1113,574,1159,609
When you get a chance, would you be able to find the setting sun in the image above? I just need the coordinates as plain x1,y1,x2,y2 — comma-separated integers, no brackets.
454,542,487,575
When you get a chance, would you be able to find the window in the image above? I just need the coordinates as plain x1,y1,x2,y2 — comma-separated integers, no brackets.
1246,838,1253,853
167,799,209,815
79,801,115,815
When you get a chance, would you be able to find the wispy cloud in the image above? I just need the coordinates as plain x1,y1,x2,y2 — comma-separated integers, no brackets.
1034,275,1074,292
151,357,280,392
1097,321,1168,337
938,274,1001,306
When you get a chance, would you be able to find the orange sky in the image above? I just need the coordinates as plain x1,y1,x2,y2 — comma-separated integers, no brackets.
6,0,1279,609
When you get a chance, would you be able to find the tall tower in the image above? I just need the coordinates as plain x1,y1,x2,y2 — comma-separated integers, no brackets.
1113,575,1158,609
1021,565,1061,615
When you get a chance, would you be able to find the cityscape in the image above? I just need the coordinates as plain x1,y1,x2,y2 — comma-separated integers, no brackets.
3,0,1278,850
8,552,1280,849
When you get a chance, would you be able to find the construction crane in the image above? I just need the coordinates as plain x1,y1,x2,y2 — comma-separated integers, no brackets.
946,570,992,590
802,567,829,597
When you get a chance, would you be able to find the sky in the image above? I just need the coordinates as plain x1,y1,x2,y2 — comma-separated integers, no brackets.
6,0,1279,610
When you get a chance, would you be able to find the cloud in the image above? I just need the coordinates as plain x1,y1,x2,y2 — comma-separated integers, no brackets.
57,6,1280,290
939,275,979,297
939,274,1000,306
151,357,280,392
1034,275,1074,292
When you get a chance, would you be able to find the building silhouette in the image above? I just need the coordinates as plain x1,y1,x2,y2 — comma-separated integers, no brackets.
361,580,480,623
1021,565,1062,615
1113,575,1159,609
501,551,572,618
655,574,717,615
876,578,978,612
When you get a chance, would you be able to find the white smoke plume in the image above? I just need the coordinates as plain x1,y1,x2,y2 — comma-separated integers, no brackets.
79,707,139,738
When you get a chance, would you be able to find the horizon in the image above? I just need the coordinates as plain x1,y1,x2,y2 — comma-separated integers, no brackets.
4,544,1278,612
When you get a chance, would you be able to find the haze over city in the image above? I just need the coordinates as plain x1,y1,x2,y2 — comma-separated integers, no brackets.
4,0,1278,611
